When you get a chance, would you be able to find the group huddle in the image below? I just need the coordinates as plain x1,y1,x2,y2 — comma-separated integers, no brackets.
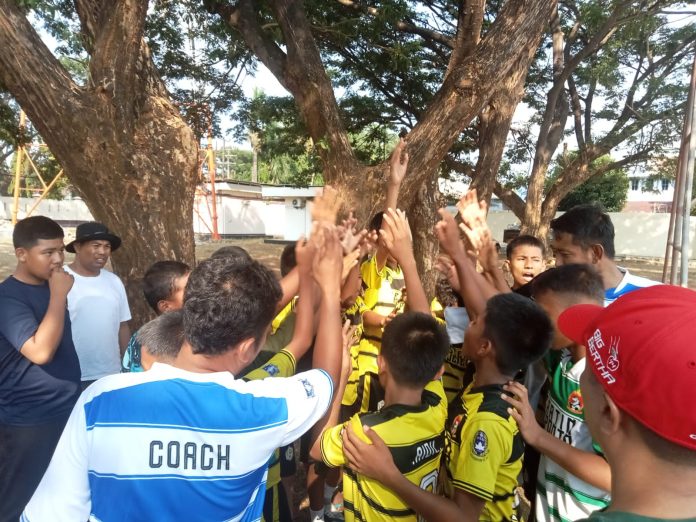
1,140,695,522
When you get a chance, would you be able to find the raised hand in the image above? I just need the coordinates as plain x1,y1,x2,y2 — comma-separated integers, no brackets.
477,228,499,273
389,138,409,187
295,235,316,275
435,208,465,258
435,255,461,293
312,225,343,294
379,208,414,266
340,211,368,256
312,185,341,225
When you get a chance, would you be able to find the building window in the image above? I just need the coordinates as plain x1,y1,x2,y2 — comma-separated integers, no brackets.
631,179,640,191
661,179,670,191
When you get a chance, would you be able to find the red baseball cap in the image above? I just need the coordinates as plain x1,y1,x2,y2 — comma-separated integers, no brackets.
558,285,696,451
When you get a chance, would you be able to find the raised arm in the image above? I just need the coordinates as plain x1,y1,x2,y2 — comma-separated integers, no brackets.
380,208,429,314
282,237,317,361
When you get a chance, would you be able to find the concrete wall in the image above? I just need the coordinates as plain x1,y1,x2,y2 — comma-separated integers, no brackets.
487,210,696,258
1,196,92,224
4,196,693,258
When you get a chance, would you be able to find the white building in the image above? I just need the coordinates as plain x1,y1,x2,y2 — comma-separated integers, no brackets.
624,175,674,213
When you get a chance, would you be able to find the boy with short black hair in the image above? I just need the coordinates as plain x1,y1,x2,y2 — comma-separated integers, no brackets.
0,216,80,521
503,264,612,521
339,291,553,522
136,310,184,369
549,204,658,305
557,285,696,521
505,234,546,291
313,311,450,522
122,260,190,372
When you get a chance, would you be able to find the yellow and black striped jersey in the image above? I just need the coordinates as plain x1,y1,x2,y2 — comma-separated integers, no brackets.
322,380,447,522
360,256,405,344
264,298,298,354
445,382,525,521
241,350,296,495
442,343,475,403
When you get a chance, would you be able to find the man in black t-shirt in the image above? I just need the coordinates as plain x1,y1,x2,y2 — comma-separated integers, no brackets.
0,216,80,522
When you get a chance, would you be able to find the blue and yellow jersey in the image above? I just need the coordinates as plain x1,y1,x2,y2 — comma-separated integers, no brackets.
322,380,447,522
445,382,525,521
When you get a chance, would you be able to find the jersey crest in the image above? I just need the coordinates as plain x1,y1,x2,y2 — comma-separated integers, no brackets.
471,430,489,459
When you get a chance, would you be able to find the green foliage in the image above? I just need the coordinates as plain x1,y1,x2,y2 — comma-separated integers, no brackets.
548,154,629,212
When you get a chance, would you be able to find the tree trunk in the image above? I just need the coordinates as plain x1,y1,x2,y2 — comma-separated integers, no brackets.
0,0,199,328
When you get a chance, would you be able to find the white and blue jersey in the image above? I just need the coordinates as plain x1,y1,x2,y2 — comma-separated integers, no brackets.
22,362,333,522
604,268,659,307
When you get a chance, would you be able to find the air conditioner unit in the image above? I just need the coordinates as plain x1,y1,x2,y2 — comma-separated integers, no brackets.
292,198,306,209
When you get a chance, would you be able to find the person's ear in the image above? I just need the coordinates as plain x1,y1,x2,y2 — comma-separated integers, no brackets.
478,337,494,359
433,364,445,381
15,247,27,263
590,244,604,264
236,337,259,367
598,391,622,437
158,300,172,314
377,354,386,375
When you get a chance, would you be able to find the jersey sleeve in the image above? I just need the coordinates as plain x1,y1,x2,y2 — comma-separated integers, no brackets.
320,422,348,468
22,396,91,521
450,416,511,502
0,294,39,352
243,350,297,380
277,369,333,445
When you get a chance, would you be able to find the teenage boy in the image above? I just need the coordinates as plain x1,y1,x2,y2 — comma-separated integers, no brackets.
136,310,185,368
506,234,546,291
65,221,131,388
122,260,190,372
558,284,696,521
0,216,80,522
503,264,612,521
313,311,450,522
339,292,553,522
23,227,344,521
549,204,658,305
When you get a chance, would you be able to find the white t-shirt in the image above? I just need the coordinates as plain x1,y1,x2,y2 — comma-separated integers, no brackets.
22,363,334,522
65,267,131,381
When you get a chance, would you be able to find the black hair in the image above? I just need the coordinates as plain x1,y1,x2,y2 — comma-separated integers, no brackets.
483,293,553,375
142,261,191,313
183,256,282,356
13,216,63,249
280,243,297,277
530,264,604,303
550,204,615,259
381,312,450,388
435,277,464,308
137,310,184,362
210,245,253,263
369,211,384,233
506,234,546,260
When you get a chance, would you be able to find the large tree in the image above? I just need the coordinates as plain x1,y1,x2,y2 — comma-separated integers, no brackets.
204,0,556,287
0,0,199,322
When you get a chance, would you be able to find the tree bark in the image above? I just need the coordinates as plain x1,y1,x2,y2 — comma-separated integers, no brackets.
0,0,199,328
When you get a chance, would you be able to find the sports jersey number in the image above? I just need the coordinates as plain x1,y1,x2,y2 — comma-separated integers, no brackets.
418,470,439,522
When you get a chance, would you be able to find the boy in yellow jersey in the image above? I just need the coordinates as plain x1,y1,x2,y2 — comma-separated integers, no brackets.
345,139,409,416
313,311,450,522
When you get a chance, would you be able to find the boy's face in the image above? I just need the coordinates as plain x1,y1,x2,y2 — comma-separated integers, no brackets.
17,238,65,282
533,290,574,350
550,232,593,266
507,245,545,288
74,239,112,272
462,309,487,360
159,272,190,313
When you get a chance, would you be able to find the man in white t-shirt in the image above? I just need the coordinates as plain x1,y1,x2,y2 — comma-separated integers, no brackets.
550,204,660,306
64,222,131,389
23,228,344,521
